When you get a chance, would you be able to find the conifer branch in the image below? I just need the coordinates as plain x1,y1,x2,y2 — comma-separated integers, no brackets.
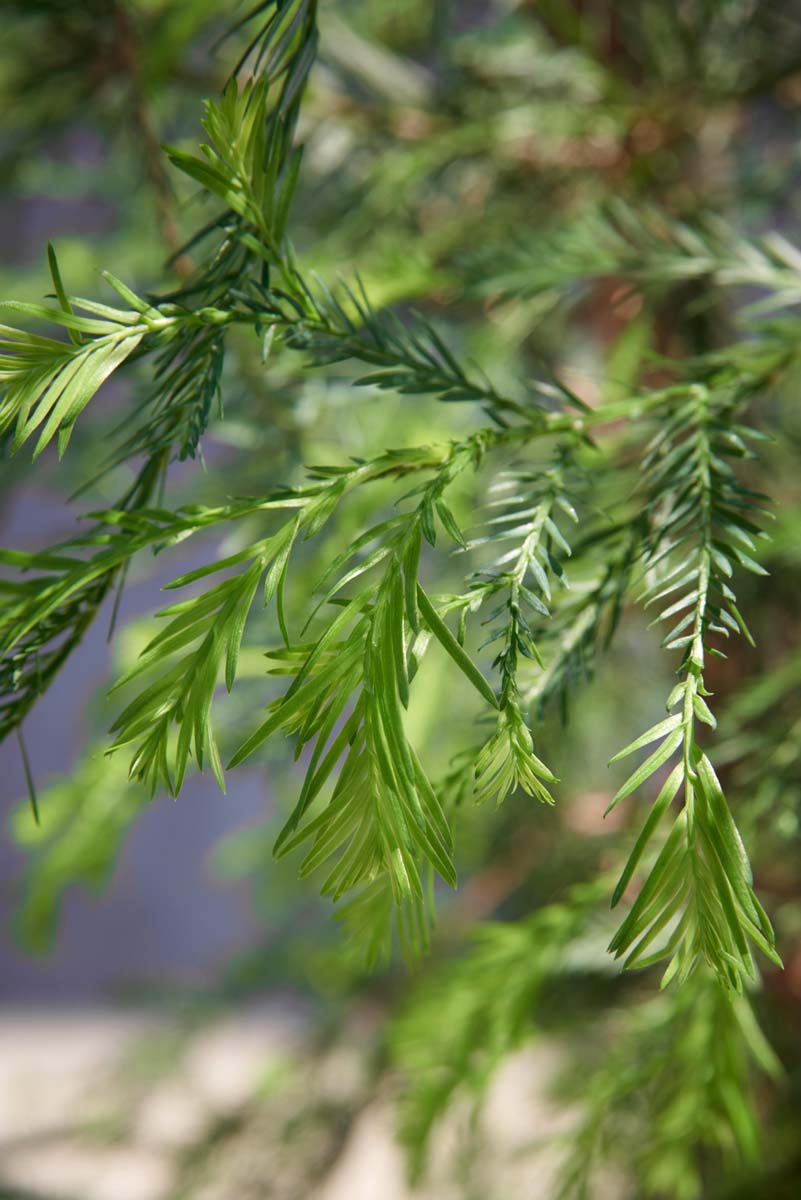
226,428,555,950
4,7,799,1194
0,3,321,744
556,968,781,1200
391,880,609,1183
607,383,781,990
452,461,580,806
1,0,795,1010
474,201,801,315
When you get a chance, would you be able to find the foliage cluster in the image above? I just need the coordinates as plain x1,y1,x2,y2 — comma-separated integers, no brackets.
2,3,801,1197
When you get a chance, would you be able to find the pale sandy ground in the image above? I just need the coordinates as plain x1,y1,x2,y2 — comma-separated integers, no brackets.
0,1006,613,1200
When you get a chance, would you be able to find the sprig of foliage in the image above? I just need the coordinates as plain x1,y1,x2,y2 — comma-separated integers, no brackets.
108,518,299,796
393,888,779,1197
473,201,801,316
259,274,531,421
390,880,609,1183
0,9,326,746
0,5,322,748
226,430,553,952
163,62,542,427
222,0,318,111
1,4,315,478
606,382,781,990
164,74,302,281
4,420,563,956
0,491,291,744
0,262,203,461
556,970,781,1200
103,441,449,797
452,461,580,806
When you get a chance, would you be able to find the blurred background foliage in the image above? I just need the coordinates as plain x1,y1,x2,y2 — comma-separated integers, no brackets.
2,2,801,1198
